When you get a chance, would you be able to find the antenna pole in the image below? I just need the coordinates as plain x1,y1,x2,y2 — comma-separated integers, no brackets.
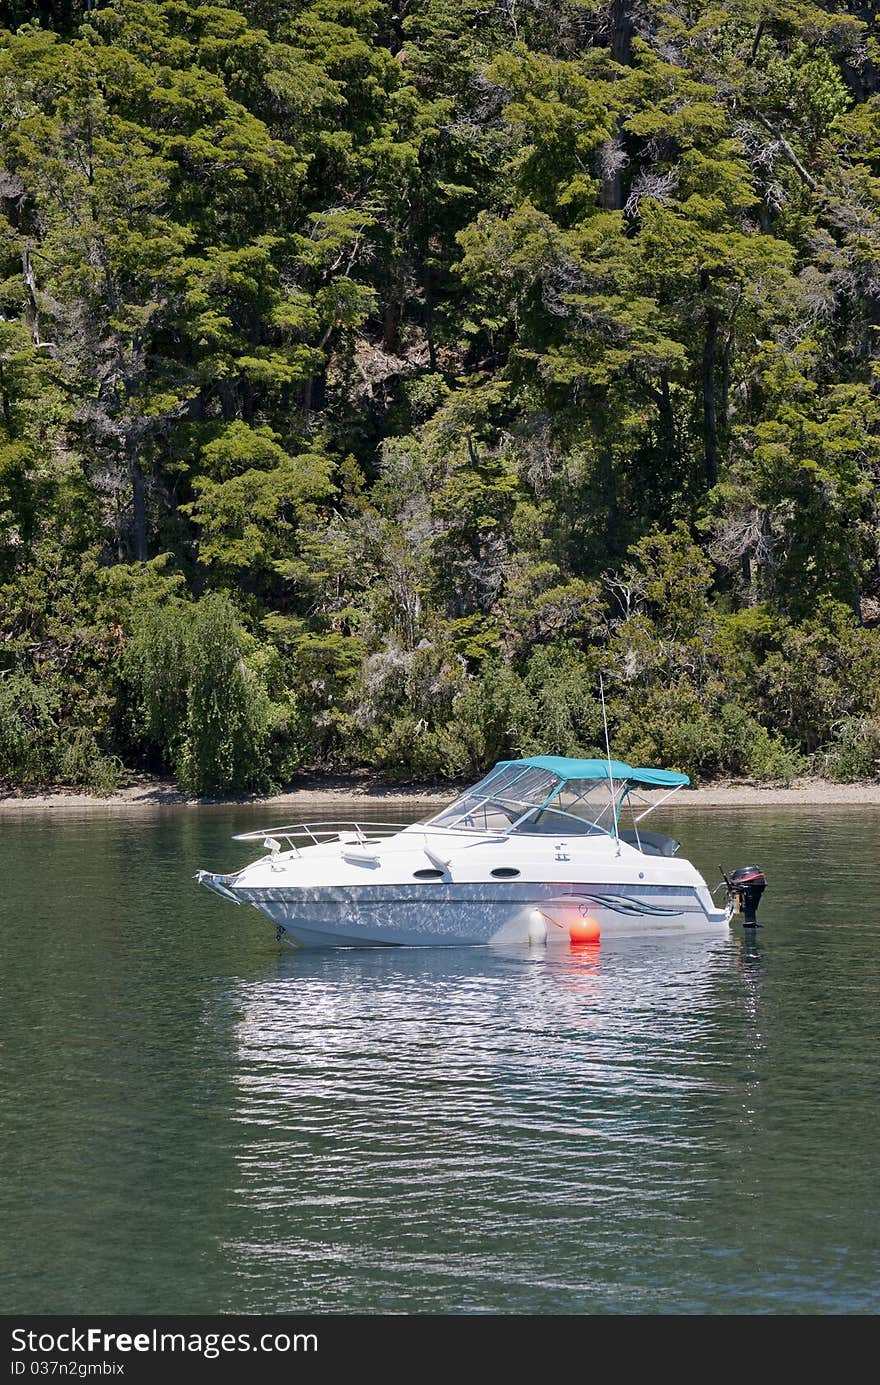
599,673,619,850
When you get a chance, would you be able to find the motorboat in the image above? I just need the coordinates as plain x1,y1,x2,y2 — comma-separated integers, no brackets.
195,756,766,948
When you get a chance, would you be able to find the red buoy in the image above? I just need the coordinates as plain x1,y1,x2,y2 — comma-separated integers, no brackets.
569,914,600,947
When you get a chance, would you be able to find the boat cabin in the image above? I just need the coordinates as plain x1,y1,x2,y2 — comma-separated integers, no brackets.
424,755,689,856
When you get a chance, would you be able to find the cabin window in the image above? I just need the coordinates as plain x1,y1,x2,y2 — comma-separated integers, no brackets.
490,867,521,878
413,868,444,880
426,765,562,833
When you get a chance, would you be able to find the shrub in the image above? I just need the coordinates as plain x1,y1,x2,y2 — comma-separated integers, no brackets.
123,603,191,773
58,728,124,796
366,713,470,782
757,602,880,753
823,717,880,782
447,662,530,773
183,595,271,795
615,688,725,782
614,687,805,784
0,673,124,792
124,594,272,794
0,672,60,785
518,646,602,757
739,724,805,785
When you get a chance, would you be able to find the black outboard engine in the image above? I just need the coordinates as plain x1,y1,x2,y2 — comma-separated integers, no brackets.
725,865,766,926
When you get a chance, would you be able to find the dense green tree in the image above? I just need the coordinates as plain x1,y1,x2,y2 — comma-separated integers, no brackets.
1,0,879,791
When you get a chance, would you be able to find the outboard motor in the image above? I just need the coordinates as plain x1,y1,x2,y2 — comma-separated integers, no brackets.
724,865,766,926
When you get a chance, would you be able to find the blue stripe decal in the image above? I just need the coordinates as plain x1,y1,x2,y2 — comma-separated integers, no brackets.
572,893,683,918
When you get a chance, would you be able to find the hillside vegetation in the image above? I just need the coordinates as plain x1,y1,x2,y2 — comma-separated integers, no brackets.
1,0,880,792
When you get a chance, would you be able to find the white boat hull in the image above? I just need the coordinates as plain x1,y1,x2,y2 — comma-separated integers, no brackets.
196,760,749,949
233,882,730,948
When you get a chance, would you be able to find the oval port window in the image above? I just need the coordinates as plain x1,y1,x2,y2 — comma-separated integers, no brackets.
490,867,520,878
413,868,444,880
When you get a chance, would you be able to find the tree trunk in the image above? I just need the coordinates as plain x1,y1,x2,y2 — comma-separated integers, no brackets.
600,444,620,562
600,138,625,212
741,548,754,602
218,378,238,422
720,323,734,447
659,372,674,450
241,374,255,425
701,273,719,489
382,296,401,354
757,510,774,602
599,2,634,211
301,323,334,423
128,445,148,564
424,258,436,371
837,3,878,99
0,361,11,431
609,0,634,64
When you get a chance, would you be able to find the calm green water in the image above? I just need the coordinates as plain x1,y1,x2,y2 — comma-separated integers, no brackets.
1,804,878,1315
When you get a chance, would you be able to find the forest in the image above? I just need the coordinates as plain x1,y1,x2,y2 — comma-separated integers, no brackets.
0,0,879,793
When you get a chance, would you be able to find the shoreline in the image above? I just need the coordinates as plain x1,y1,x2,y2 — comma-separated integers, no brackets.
2,773,880,811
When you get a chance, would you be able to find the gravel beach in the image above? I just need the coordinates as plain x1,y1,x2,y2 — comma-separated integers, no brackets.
3,775,880,811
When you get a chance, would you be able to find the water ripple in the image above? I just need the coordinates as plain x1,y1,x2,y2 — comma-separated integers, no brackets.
2,807,878,1313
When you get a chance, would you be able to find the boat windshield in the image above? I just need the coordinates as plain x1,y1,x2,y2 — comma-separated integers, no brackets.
424,764,623,836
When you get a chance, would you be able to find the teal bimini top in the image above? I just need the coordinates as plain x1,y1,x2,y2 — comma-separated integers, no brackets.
499,755,690,789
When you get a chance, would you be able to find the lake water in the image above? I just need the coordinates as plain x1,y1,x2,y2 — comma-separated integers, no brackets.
1,803,878,1315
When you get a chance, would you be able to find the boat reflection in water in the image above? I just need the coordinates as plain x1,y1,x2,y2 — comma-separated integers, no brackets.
219,932,737,1312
